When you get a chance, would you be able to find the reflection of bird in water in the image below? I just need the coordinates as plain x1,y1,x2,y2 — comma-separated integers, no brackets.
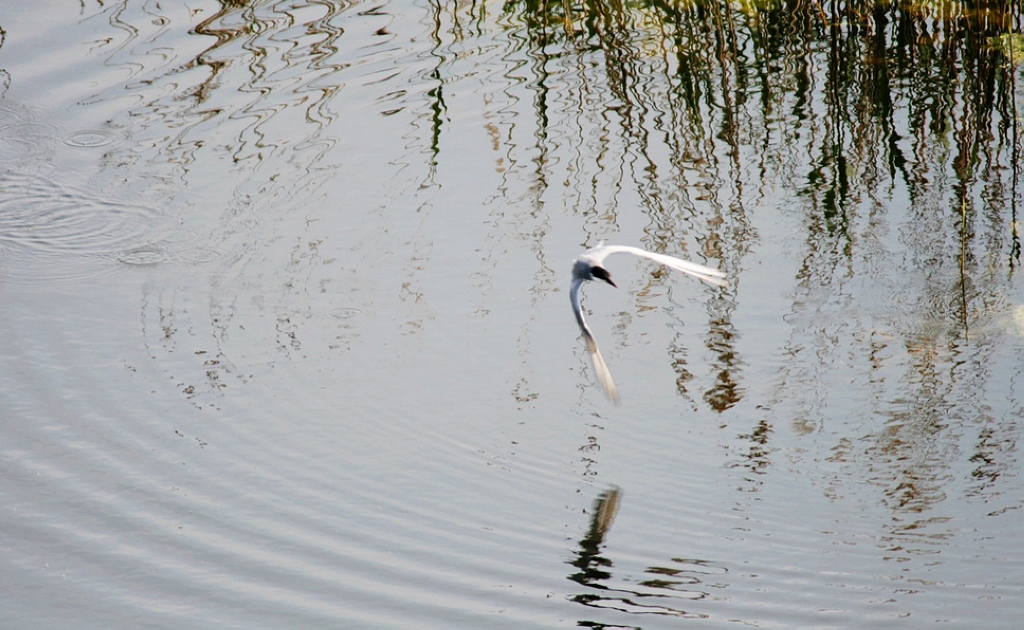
568,486,728,617
570,244,727,403
568,486,623,589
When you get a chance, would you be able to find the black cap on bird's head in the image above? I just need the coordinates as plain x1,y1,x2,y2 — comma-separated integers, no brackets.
592,266,616,287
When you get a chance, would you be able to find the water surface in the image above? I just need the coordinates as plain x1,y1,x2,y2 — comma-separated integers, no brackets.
1,0,1022,627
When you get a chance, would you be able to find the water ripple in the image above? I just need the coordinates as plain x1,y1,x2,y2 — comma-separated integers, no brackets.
0,177,172,282
170,246,226,265
116,245,170,266
62,128,122,148
0,101,64,175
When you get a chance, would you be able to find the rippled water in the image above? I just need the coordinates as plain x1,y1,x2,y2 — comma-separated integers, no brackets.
2,0,1023,627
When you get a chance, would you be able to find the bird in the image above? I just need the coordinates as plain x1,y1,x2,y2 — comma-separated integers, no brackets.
570,243,727,403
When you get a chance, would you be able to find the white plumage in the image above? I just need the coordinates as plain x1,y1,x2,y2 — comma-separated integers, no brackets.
570,244,727,403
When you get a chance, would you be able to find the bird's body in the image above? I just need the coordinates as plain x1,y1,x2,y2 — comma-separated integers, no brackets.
570,243,727,403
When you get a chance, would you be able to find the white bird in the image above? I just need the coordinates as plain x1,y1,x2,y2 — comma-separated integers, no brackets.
570,243,727,403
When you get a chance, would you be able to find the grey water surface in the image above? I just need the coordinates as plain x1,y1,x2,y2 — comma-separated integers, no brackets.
1,0,1023,627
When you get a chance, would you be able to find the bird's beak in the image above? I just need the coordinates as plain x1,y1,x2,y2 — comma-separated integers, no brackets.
592,267,617,288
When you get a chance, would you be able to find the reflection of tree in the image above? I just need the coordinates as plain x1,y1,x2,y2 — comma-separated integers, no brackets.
503,0,1021,250
81,0,378,403
731,418,772,476
87,0,353,191
501,0,1021,571
508,0,754,409
498,0,1023,428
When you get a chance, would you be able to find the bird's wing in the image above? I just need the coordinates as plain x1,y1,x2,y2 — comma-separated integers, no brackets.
569,276,592,336
584,330,619,404
597,245,728,287
570,276,621,404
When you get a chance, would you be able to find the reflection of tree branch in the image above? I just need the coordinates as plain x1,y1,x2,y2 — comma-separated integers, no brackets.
426,0,449,178
506,0,1021,218
733,418,772,476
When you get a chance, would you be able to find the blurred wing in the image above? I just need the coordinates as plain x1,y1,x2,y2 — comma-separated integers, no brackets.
584,331,620,404
601,245,728,287
570,276,621,404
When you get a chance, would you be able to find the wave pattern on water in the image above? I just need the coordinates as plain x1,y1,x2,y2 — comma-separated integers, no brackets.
0,177,168,281
1,289,590,626
0,173,230,283
2,0,1024,628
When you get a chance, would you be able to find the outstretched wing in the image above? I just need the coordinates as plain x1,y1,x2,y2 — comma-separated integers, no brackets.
570,276,621,404
599,245,728,287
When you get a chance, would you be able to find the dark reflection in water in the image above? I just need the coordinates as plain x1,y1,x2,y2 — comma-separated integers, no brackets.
501,0,1022,230
569,487,728,622
569,487,621,588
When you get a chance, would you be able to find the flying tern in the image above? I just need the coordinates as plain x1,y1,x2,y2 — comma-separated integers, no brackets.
570,244,727,403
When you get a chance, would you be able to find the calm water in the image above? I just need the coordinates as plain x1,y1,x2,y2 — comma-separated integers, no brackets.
2,0,1023,627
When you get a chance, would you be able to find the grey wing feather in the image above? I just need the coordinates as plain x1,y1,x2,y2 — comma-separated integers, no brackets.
570,276,621,403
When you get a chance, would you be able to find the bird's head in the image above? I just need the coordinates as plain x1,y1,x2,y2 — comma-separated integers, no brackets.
592,266,616,288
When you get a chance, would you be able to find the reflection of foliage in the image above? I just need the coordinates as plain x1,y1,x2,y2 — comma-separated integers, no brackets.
989,32,1024,64
500,0,1020,539
505,0,1021,209
499,0,1022,403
